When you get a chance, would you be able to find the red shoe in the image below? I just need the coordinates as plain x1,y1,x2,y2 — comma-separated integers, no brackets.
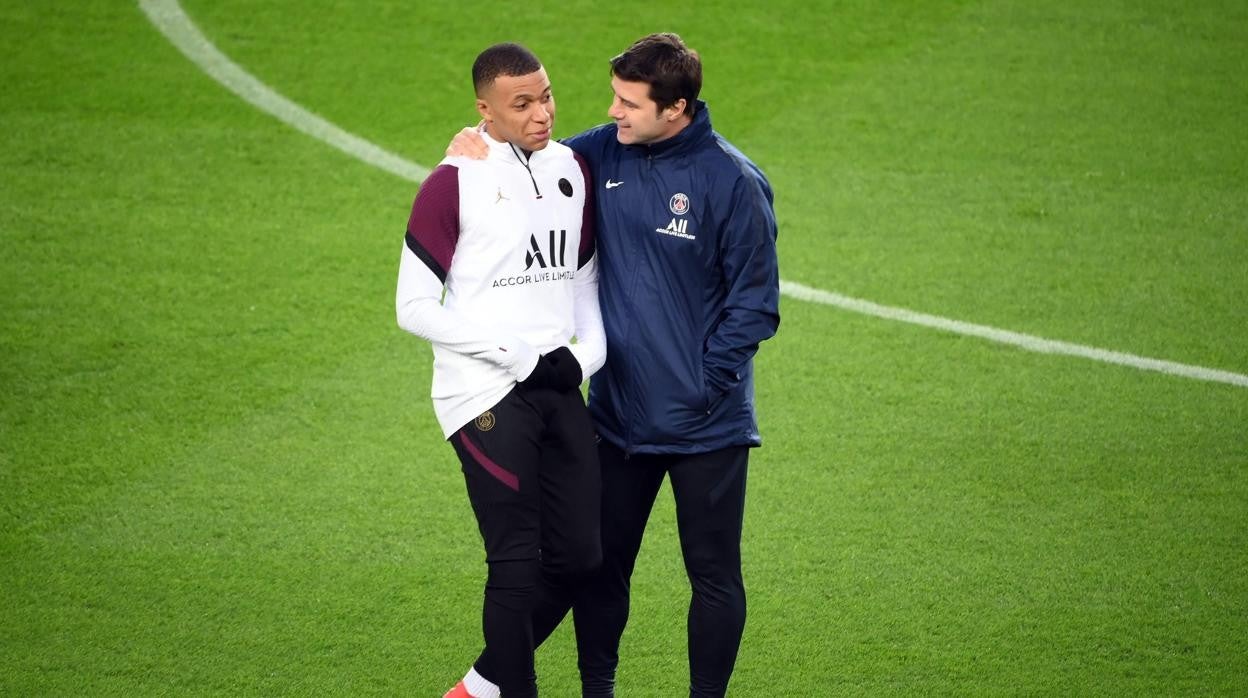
443,681,474,698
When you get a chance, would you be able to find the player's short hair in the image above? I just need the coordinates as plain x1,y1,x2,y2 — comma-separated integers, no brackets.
610,33,702,117
472,43,543,96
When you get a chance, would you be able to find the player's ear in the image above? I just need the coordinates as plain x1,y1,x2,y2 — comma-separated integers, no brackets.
476,99,493,123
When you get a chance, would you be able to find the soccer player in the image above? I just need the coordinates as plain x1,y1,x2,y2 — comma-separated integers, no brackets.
447,33,780,698
395,42,605,698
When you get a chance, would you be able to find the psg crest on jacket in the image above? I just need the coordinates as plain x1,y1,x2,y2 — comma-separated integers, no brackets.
669,192,690,216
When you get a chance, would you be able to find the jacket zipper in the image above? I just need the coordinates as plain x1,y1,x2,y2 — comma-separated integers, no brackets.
509,143,543,199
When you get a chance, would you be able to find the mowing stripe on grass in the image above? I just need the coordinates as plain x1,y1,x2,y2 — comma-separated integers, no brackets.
138,0,1248,391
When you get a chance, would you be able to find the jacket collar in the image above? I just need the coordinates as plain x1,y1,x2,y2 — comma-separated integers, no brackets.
630,100,713,158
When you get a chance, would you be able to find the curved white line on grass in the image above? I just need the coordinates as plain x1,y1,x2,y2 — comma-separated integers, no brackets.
139,0,1248,391
138,0,429,182
782,281,1248,388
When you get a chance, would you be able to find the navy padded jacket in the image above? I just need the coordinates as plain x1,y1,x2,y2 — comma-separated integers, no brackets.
564,102,780,455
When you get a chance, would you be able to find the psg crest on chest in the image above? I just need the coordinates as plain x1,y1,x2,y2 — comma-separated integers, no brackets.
669,192,690,215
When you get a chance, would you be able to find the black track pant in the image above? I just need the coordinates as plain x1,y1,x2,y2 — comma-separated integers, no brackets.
563,441,750,698
451,385,601,698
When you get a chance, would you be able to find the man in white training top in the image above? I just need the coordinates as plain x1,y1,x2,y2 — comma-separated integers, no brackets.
395,42,605,698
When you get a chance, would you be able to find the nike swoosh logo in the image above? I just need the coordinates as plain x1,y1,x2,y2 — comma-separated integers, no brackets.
605,180,623,189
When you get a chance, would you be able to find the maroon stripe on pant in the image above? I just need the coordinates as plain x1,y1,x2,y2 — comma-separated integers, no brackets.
457,430,520,491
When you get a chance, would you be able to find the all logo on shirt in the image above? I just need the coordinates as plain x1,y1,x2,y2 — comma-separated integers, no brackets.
525,229,568,270
492,230,577,288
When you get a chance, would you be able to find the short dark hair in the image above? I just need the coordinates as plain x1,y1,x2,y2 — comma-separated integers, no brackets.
610,33,702,117
472,43,542,96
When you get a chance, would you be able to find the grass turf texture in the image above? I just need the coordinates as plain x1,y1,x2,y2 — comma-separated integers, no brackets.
2,0,1245,694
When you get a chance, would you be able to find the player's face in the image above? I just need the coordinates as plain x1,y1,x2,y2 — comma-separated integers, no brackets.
607,76,686,145
477,68,555,152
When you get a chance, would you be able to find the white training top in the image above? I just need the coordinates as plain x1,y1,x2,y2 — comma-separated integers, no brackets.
395,130,605,437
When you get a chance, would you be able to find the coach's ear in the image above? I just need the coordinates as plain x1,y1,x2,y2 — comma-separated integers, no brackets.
664,97,688,121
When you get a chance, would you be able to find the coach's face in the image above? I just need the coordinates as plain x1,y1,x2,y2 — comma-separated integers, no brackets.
608,75,687,145
477,67,555,152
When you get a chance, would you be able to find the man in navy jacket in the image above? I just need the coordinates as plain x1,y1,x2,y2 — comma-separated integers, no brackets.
445,33,779,698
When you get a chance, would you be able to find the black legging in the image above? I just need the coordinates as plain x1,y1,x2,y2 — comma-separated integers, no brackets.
572,441,750,698
455,386,602,698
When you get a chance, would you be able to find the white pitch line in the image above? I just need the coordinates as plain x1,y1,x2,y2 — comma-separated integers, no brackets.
138,0,428,183
139,0,1248,391
781,281,1248,388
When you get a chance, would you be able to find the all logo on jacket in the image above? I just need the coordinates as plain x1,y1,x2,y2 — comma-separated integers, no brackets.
656,192,695,240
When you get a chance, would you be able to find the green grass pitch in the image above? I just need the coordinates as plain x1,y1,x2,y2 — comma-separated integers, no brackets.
2,0,1245,694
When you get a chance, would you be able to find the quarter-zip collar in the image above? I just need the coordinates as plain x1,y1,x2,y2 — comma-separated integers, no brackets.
479,125,546,198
